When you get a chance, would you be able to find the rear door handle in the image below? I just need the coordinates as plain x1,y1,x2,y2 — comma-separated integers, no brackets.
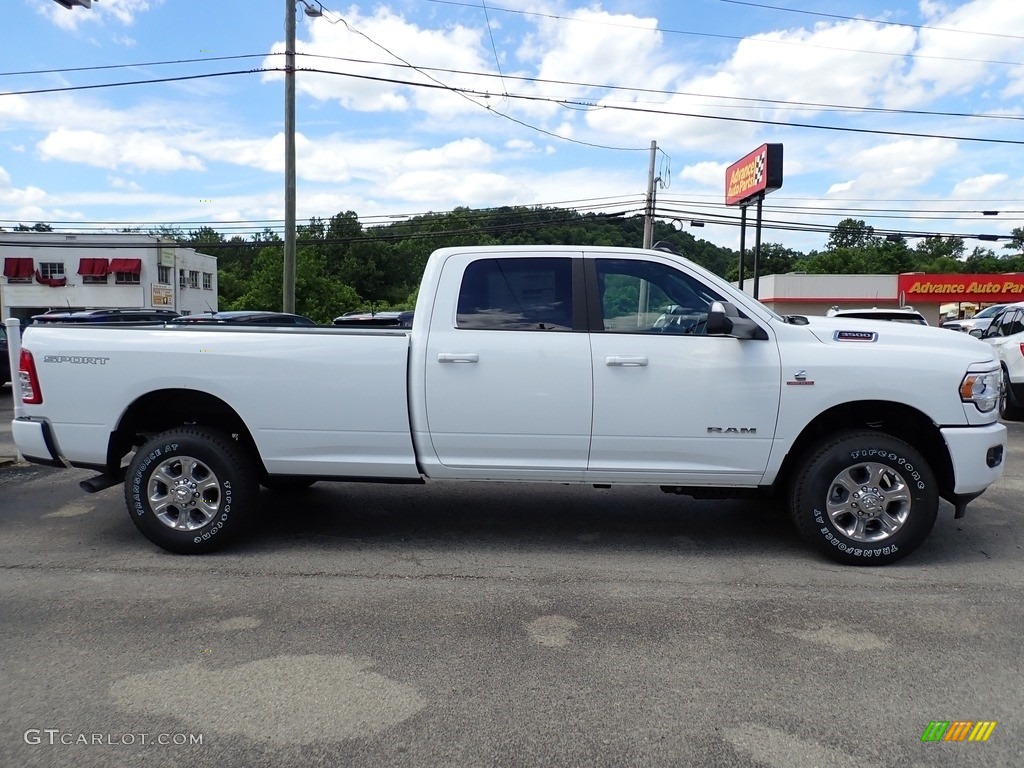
438,353,479,363
605,355,648,367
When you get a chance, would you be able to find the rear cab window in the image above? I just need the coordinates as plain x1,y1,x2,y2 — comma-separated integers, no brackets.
456,258,574,331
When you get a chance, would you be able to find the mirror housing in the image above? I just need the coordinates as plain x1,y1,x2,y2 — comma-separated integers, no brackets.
706,301,733,335
706,301,768,340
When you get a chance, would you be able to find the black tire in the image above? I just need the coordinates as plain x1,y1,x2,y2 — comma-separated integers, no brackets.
789,431,938,566
999,369,1024,421
124,427,258,554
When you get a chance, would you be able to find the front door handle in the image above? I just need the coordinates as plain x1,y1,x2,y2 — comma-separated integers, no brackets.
605,355,648,367
438,353,479,363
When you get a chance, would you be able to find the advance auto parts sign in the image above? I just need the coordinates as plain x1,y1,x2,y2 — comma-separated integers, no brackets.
898,273,1024,302
725,143,783,206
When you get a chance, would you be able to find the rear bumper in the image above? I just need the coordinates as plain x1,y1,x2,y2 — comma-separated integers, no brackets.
941,422,1006,496
11,418,66,468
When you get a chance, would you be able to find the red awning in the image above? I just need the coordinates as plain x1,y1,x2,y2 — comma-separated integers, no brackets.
77,258,110,276
4,257,34,278
109,258,142,274
35,270,67,288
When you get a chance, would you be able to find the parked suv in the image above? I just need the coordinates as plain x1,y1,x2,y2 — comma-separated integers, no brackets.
942,303,1008,334
169,311,317,326
824,306,929,325
975,301,1024,420
31,308,181,324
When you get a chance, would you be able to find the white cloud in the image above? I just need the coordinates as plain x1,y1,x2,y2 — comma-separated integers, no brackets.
821,138,958,195
902,0,1024,104
679,161,726,189
950,174,1008,197
0,166,47,208
385,170,530,205
37,128,205,172
109,176,143,192
39,0,161,32
505,139,537,152
402,138,494,170
262,7,494,118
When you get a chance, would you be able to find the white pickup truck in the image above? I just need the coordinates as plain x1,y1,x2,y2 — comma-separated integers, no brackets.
10,245,1008,565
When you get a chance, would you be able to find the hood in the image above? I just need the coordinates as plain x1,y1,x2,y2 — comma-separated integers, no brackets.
794,314,997,362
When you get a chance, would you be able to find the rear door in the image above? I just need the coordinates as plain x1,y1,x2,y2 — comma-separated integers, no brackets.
421,252,593,476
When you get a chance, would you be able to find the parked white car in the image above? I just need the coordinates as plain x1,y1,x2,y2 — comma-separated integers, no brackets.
975,301,1024,420
942,303,1008,334
825,306,929,325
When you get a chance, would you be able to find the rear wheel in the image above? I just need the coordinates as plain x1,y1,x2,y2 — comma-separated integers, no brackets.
789,431,938,566
124,427,258,553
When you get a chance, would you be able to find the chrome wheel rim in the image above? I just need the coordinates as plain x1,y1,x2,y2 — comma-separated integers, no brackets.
147,454,222,531
825,461,911,543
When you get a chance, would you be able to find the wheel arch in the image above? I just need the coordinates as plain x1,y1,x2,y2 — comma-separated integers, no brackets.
774,400,954,500
107,388,263,476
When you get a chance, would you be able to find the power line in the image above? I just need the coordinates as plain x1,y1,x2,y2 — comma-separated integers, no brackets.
424,0,1024,68
0,53,275,79
297,53,1024,123
0,68,265,97
716,0,1024,42
299,66,1024,146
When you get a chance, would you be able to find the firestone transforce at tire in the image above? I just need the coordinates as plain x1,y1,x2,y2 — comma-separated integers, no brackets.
124,427,258,554
789,431,938,566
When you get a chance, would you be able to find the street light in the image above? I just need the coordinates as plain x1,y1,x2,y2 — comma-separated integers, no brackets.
283,0,322,314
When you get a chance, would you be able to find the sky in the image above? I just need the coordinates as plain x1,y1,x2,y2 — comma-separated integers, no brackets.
1,0,1023,255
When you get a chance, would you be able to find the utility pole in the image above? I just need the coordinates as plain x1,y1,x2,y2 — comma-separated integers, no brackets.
283,0,297,314
642,140,657,249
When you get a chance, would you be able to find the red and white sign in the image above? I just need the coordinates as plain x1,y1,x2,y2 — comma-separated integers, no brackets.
898,273,1024,303
725,143,783,206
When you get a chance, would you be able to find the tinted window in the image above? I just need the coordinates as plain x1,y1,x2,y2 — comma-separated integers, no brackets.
1007,310,1024,337
596,258,726,334
991,309,1019,338
457,258,573,331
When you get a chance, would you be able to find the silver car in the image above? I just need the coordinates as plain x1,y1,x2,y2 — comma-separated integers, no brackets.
942,303,1008,333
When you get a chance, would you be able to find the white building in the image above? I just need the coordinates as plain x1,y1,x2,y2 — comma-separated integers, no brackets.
739,273,944,323
1,232,217,322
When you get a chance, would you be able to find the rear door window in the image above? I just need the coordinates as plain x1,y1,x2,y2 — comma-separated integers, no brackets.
456,258,573,331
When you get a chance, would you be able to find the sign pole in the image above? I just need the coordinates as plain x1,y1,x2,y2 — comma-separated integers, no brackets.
738,204,747,291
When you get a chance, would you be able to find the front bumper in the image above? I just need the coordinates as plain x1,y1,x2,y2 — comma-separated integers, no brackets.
941,421,1007,496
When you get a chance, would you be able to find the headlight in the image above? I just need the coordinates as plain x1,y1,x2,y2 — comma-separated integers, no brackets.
960,370,1001,412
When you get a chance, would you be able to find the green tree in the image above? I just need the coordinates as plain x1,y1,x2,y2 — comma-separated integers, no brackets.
726,242,800,281
230,244,360,324
1005,226,1024,255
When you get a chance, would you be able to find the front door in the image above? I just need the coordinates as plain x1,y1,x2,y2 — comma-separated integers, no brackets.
586,254,782,484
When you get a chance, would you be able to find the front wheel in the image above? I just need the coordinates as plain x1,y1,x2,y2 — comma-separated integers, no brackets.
124,427,258,554
789,431,938,566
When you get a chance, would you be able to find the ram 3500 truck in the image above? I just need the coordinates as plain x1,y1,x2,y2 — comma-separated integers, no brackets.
10,245,1008,565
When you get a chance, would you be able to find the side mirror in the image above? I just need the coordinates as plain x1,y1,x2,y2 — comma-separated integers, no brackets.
969,328,984,338
706,301,768,340
706,301,733,335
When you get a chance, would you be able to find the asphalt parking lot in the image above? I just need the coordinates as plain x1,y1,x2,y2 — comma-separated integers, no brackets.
1,383,1022,767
